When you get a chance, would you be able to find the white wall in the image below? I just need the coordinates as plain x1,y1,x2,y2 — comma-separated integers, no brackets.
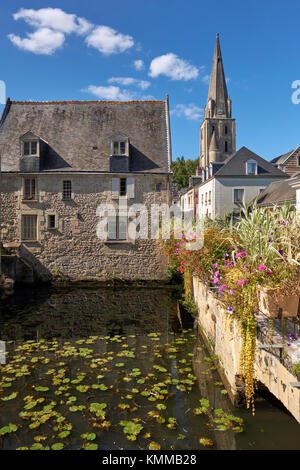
214,177,285,218
197,176,286,220
197,179,215,219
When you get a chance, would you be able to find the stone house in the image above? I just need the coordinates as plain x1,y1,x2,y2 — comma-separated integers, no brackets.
0,97,172,282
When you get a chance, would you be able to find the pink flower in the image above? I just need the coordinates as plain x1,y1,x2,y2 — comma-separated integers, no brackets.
219,284,226,293
212,278,219,284
258,264,266,271
237,279,245,285
236,250,246,258
267,269,273,274
213,263,218,268
214,271,219,277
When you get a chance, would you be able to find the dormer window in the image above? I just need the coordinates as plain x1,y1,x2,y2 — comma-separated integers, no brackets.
246,159,257,175
113,141,126,155
110,133,129,156
20,132,40,157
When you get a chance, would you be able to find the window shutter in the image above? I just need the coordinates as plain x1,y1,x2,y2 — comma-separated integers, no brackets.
112,178,120,197
127,177,135,199
119,216,127,240
108,216,117,239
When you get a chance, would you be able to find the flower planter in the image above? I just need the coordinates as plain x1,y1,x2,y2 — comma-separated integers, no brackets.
258,287,299,318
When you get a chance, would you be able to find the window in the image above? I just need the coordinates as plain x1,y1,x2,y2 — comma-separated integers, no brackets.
48,215,56,229
120,178,127,196
112,177,135,198
208,191,211,204
246,160,257,175
211,126,215,135
21,215,37,240
23,140,38,156
155,183,162,192
233,188,244,203
259,188,265,194
298,155,300,166
107,215,127,241
23,178,37,200
63,181,72,200
225,141,228,152
224,125,228,135
201,194,203,205
113,141,126,155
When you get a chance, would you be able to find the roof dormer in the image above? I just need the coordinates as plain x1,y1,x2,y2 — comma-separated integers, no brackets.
110,133,129,157
19,132,41,172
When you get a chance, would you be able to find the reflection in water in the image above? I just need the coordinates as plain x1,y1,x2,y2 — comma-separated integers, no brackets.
0,285,299,450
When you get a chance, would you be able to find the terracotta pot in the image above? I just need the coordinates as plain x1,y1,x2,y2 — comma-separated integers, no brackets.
258,287,299,318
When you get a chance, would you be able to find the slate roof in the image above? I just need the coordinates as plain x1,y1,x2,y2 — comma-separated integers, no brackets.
271,150,294,165
255,175,300,206
214,146,287,177
0,98,171,173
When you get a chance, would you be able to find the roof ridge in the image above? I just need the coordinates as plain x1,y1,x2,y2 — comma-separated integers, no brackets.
11,99,165,105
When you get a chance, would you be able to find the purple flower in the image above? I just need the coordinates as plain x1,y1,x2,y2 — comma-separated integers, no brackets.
227,306,233,314
258,264,266,271
219,284,226,293
290,333,297,341
287,342,291,347
224,253,229,257
229,289,234,294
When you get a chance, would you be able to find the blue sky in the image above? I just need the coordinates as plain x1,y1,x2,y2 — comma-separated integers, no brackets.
0,0,299,162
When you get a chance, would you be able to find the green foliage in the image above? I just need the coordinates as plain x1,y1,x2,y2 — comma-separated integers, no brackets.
292,362,300,377
172,156,199,190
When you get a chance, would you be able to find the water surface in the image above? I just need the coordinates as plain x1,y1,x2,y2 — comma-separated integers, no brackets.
0,285,299,450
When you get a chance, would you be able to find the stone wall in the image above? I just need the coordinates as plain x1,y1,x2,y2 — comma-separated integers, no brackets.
193,276,300,423
0,173,170,282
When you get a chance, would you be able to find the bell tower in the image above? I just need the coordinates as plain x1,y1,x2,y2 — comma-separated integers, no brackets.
199,34,236,169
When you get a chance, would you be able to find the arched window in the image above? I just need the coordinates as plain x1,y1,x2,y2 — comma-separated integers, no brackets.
225,141,228,153
224,125,228,134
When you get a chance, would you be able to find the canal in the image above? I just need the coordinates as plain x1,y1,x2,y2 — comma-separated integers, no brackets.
0,285,299,450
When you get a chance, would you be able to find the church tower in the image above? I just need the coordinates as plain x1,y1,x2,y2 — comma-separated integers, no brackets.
199,34,236,169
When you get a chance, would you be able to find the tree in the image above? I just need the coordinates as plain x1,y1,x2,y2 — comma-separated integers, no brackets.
171,156,199,190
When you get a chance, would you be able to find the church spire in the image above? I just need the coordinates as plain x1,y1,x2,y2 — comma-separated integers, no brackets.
205,33,230,119
199,34,236,169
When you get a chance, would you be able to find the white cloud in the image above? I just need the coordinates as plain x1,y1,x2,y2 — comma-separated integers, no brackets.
108,77,150,90
171,104,203,120
9,8,133,56
8,28,65,55
86,26,134,55
202,74,210,84
83,85,135,101
12,8,92,35
149,53,199,81
133,59,144,71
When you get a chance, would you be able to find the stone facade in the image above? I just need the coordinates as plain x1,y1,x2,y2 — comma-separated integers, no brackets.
0,173,170,282
192,277,300,423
